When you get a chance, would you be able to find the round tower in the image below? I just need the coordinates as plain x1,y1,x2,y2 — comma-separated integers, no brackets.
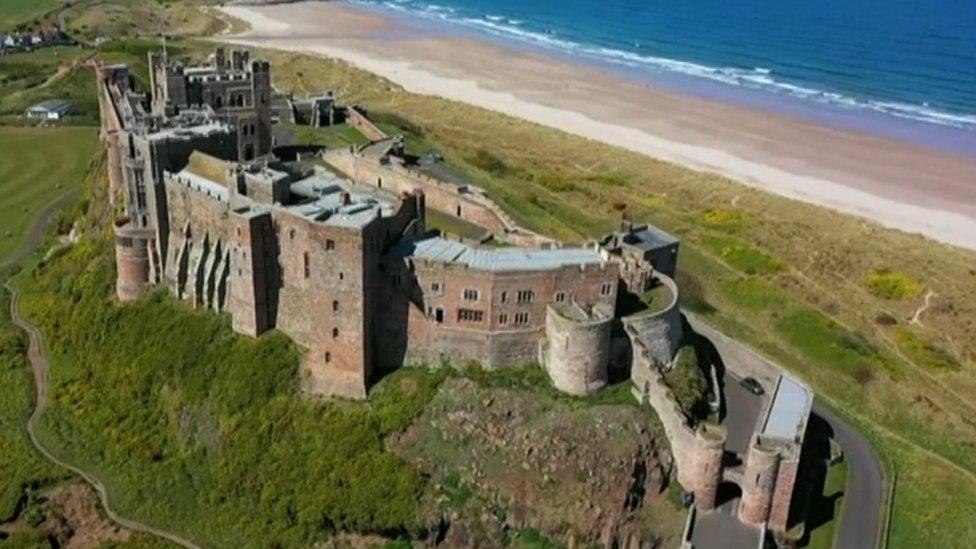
738,440,781,524
543,301,613,396
688,424,726,510
114,219,153,301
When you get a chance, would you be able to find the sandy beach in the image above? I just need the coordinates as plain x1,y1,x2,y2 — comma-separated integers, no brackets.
220,1,976,251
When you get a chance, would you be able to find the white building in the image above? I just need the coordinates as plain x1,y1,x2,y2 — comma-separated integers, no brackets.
25,100,73,120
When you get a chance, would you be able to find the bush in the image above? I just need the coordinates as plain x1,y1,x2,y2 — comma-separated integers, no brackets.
865,269,922,300
664,346,709,420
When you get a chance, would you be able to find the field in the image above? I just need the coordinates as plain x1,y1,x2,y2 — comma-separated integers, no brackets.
257,47,976,547
0,0,62,29
0,127,96,262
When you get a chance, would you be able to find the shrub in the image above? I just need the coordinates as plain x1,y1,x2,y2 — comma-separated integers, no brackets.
665,346,709,420
865,269,922,300
894,329,960,371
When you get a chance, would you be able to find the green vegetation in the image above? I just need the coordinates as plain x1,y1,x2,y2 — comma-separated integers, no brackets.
285,122,371,149
865,269,922,300
425,209,490,241
699,235,785,275
259,46,976,547
0,0,61,29
0,127,96,261
805,459,848,549
0,287,67,522
663,345,709,419
893,328,960,371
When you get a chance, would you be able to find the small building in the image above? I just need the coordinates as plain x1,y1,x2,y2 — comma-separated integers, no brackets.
26,99,73,120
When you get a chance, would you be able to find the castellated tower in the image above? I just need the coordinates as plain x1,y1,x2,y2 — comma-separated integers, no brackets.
541,301,614,395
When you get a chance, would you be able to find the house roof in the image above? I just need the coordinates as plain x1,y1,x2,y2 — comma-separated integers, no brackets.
28,99,72,113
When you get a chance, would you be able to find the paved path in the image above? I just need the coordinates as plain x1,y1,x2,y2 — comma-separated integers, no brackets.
688,315,885,549
3,194,201,549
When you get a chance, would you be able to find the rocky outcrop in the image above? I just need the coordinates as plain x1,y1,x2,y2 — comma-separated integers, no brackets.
389,378,673,547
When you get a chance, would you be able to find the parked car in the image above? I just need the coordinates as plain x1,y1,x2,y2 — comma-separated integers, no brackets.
740,376,765,396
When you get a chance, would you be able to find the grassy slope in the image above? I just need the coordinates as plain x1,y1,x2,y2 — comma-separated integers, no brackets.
0,0,62,29
0,127,96,260
259,48,976,547
0,286,67,522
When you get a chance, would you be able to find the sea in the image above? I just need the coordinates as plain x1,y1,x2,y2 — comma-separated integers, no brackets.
349,0,976,156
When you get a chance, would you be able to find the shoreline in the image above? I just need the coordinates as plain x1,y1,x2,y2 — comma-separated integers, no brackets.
220,1,976,251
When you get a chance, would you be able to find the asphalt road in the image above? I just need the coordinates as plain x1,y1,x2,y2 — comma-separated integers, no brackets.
722,373,766,455
691,498,763,549
812,404,884,549
687,315,884,549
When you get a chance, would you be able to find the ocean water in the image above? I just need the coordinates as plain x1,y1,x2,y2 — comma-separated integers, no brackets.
350,0,976,155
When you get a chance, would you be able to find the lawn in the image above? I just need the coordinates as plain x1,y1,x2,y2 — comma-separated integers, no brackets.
0,126,96,263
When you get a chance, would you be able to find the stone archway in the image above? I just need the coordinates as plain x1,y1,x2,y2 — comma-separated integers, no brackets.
715,481,743,509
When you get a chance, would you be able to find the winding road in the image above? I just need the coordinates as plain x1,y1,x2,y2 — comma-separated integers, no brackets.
3,194,201,549
688,315,885,549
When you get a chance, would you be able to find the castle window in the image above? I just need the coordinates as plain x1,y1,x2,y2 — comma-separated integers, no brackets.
339,272,345,281
458,309,484,323
289,228,296,240
463,288,480,301
430,281,442,294
392,273,401,287
332,327,339,339
303,252,310,279
516,290,534,304
500,291,508,303
325,352,331,363
434,308,444,323
554,291,566,303
332,300,339,312
600,283,614,296
236,227,242,237
514,312,530,325
242,125,249,136
499,313,508,325
326,239,335,251
215,96,223,109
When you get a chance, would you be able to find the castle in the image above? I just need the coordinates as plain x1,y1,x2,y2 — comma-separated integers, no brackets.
96,47,810,537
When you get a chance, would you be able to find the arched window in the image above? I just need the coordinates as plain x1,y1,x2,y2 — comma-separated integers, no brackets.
332,300,339,312
332,327,339,339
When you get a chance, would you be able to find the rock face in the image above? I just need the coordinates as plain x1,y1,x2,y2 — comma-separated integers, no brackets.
389,378,672,547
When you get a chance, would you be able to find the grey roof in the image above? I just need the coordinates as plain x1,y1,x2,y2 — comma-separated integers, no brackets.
389,236,605,272
28,99,72,113
760,373,813,441
284,174,396,228
625,225,679,251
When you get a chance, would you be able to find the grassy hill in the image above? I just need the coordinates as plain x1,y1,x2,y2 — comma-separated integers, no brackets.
0,126,96,262
0,0,62,29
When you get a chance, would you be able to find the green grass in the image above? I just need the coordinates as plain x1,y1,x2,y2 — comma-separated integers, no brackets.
425,209,490,240
805,459,848,549
663,345,708,420
0,126,96,262
893,328,960,371
0,0,62,29
285,122,371,149
0,287,68,522
865,269,922,301
17,235,445,545
699,235,786,275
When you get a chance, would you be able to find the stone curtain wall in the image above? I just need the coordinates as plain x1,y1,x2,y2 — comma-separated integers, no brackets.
622,274,682,368
323,148,553,247
345,107,389,142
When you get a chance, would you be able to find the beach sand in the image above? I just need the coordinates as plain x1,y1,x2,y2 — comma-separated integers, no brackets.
220,1,976,251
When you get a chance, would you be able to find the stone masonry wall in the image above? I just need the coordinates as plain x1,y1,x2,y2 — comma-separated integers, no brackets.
345,107,388,142
623,273,683,368
542,304,613,396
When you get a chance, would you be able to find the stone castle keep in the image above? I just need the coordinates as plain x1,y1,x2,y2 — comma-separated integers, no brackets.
97,48,810,535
